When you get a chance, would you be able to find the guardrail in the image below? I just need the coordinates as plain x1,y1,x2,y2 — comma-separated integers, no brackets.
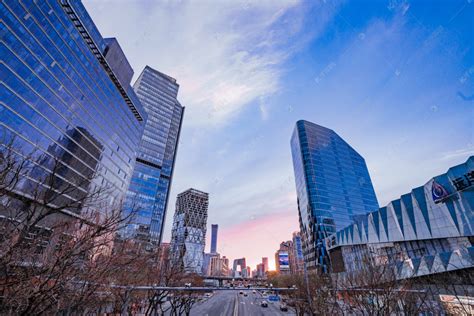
121,286,296,292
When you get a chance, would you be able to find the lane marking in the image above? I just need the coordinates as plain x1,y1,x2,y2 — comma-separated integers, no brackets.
233,295,238,316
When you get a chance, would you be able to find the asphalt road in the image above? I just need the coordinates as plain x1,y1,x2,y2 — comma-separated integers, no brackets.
190,290,296,316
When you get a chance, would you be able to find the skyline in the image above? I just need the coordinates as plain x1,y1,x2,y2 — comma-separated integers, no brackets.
83,0,473,270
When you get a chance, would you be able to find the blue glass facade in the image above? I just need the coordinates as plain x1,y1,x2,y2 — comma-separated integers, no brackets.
293,233,304,261
291,120,379,271
122,66,184,244
0,0,145,215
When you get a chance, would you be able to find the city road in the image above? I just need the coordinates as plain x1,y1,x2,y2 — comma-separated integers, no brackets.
190,290,296,316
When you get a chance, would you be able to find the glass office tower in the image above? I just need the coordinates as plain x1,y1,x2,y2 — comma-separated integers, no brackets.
122,66,184,244
291,120,379,271
0,0,145,218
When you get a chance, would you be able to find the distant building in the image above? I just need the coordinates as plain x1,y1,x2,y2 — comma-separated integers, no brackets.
326,156,474,282
275,241,293,275
221,256,230,276
256,263,265,278
262,257,269,273
206,254,229,277
291,120,379,271
202,253,214,276
209,255,220,276
242,266,251,278
170,189,209,274
210,224,218,254
122,66,184,244
291,232,305,274
233,258,247,278
252,269,258,278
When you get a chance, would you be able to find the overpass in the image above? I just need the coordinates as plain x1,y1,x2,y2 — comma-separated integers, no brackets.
203,276,266,286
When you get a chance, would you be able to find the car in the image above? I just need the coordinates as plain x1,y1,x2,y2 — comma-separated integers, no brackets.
280,304,288,311
252,290,256,294
243,293,248,297
239,291,244,295
204,293,212,298
261,300,268,307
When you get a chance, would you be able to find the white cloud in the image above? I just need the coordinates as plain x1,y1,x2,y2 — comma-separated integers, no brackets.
440,147,474,161
84,0,333,127
258,96,270,120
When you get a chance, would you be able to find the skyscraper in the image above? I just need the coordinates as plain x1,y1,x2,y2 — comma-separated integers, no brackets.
221,256,230,276
122,66,184,244
262,257,269,273
170,188,209,274
290,120,379,271
1,0,145,220
291,232,305,274
210,224,218,253
275,241,292,275
232,258,247,277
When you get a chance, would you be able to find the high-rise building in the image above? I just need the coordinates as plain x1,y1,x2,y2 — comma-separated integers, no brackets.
170,188,209,274
210,224,218,254
291,232,305,274
1,1,145,221
291,120,379,271
275,241,293,275
202,253,213,276
262,257,269,273
233,258,247,277
221,256,230,276
122,66,184,244
244,266,251,278
207,253,229,277
256,263,265,278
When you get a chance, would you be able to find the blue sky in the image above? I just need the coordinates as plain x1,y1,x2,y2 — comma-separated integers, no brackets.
84,0,473,269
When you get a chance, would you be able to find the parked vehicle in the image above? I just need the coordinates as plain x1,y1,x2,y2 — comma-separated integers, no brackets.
261,301,268,307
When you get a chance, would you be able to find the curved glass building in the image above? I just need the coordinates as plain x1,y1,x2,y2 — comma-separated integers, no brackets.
291,120,379,271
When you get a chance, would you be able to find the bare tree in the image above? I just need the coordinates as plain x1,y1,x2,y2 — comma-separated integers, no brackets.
268,271,341,315
0,136,139,315
0,135,211,315
335,255,441,315
424,267,474,315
